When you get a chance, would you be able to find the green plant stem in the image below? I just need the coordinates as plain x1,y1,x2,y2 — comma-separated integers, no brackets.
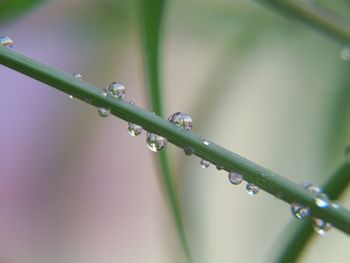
257,0,350,43
139,0,192,260
273,161,350,263
0,46,350,235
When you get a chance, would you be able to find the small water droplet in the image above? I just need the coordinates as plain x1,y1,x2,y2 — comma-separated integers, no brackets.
312,218,332,235
200,159,210,169
183,146,195,155
291,203,310,219
98,107,110,117
246,183,259,195
300,182,322,195
128,123,142,136
106,82,126,99
314,193,330,208
146,132,167,152
216,164,224,170
0,36,13,48
331,202,340,209
228,172,243,185
168,112,193,131
73,73,82,79
68,95,74,99
340,47,350,61
200,137,210,146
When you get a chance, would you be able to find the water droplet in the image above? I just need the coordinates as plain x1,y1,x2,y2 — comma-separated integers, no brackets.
340,47,350,61
246,183,259,195
98,107,110,117
183,146,195,155
216,164,224,170
312,218,332,235
146,132,167,152
106,82,126,99
128,123,142,136
345,145,350,163
291,203,310,219
73,73,82,79
300,182,322,195
168,112,193,131
314,193,330,208
0,36,13,48
228,172,243,185
200,137,210,146
68,95,74,99
200,159,210,169
331,202,340,209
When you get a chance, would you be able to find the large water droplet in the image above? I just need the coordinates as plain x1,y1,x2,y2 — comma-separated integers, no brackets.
314,193,330,208
98,107,110,117
0,36,13,48
228,172,243,185
183,146,195,155
291,203,310,219
340,47,350,61
106,82,126,99
300,182,322,195
246,183,259,195
200,159,210,169
128,123,142,136
168,112,193,131
312,218,332,235
73,73,82,80
146,132,167,152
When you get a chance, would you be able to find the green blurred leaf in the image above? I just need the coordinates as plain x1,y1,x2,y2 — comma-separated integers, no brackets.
139,0,192,261
0,0,45,25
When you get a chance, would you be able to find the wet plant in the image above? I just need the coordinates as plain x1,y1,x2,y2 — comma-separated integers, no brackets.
1,0,350,262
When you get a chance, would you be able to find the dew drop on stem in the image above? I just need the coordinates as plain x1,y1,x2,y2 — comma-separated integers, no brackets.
0,36,13,48
291,203,310,219
246,183,259,195
128,123,142,136
183,146,195,155
146,132,167,152
98,107,110,117
228,172,243,185
200,159,210,169
106,82,126,99
312,218,332,235
168,112,193,131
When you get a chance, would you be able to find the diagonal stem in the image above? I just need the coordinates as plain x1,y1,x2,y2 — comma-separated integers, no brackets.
0,46,349,235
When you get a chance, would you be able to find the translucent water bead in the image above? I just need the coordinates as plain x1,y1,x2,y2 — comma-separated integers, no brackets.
168,112,193,131
314,193,330,208
98,107,110,117
246,183,259,195
300,182,322,195
128,123,142,136
73,73,82,79
291,203,310,219
146,132,167,152
106,82,126,99
0,36,13,48
228,172,243,185
312,218,332,235
200,159,210,168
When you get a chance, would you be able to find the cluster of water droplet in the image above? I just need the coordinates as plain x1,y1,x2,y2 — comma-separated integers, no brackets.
290,182,333,235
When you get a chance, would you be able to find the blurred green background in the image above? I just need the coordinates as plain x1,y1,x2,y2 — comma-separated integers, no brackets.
0,0,349,262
